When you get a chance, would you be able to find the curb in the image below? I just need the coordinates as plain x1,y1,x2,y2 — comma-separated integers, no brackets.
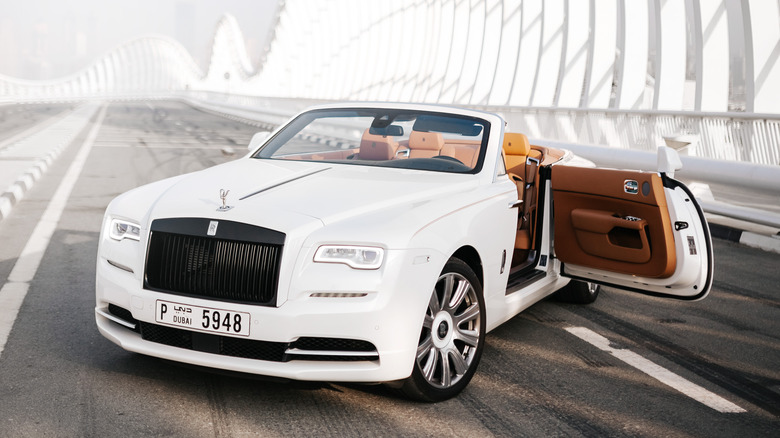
709,223,780,254
0,103,100,223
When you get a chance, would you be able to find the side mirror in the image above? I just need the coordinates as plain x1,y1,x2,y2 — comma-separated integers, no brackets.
248,131,271,151
657,146,682,178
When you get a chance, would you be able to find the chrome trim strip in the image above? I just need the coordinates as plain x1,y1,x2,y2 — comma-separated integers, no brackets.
240,167,331,200
107,259,134,273
96,308,137,330
309,292,369,298
284,348,379,358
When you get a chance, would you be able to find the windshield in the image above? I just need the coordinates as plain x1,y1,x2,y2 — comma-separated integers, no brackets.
252,109,489,173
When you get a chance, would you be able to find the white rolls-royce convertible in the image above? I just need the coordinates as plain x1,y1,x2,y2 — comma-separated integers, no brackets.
96,102,712,401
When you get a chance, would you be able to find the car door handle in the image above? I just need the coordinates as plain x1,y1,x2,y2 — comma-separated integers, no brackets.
509,200,523,209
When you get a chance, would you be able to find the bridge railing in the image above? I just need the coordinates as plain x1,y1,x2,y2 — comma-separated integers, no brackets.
181,91,780,166
484,106,780,167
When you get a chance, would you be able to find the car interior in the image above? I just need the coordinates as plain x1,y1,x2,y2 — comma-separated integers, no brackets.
502,132,565,272
501,132,677,280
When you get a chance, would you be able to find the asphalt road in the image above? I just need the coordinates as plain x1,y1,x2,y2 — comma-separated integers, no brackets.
0,102,777,437
0,104,76,143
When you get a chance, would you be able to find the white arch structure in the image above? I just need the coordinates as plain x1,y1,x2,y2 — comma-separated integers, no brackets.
255,0,779,114
0,35,201,101
1,2,779,165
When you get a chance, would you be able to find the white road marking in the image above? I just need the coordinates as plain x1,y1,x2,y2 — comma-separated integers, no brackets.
0,103,107,358
566,326,746,414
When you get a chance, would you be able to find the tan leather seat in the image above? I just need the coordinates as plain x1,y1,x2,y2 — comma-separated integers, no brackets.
502,133,540,251
445,140,481,168
359,129,399,161
502,133,530,175
408,131,445,158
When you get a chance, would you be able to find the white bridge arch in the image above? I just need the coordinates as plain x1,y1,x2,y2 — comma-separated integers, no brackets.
1,1,779,165
0,35,201,101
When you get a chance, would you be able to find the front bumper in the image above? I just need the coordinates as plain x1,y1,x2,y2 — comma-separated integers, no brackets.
95,247,444,383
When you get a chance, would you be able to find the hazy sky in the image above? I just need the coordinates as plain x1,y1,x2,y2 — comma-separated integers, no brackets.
0,0,279,80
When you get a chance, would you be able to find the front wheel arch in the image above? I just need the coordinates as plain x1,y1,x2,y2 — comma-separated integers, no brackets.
451,246,483,288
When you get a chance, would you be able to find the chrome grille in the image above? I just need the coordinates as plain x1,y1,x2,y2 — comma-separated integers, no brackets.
145,218,284,306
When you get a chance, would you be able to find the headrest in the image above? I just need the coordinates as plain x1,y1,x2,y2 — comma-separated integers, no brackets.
408,131,444,151
503,133,530,156
360,129,398,160
361,129,399,146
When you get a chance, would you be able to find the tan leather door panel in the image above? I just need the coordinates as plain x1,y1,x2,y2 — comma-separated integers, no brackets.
570,208,651,263
552,165,676,278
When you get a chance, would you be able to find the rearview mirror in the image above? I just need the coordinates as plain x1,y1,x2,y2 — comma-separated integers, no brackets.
369,124,404,136
657,146,682,178
248,131,271,151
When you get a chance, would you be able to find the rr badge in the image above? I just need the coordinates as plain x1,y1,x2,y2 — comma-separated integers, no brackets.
207,221,219,236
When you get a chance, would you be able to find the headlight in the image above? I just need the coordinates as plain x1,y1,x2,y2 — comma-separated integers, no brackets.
313,245,384,270
109,218,141,241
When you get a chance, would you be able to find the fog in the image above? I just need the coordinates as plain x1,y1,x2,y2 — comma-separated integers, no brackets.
0,0,278,80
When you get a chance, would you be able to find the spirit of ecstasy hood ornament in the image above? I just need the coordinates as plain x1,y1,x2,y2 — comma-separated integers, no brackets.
217,189,233,212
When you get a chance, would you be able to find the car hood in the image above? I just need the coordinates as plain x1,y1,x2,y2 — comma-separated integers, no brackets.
145,158,479,232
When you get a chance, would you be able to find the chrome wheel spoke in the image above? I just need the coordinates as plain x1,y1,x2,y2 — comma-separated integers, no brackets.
455,328,480,348
441,274,454,310
454,303,479,326
448,279,470,310
422,314,434,331
428,289,441,314
448,347,468,375
417,335,434,361
421,348,438,382
439,349,451,387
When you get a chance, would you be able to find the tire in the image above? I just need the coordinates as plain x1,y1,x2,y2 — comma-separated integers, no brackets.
399,258,486,402
553,280,600,304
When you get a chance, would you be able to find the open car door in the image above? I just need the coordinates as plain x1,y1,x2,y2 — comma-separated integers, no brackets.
550,161,713,300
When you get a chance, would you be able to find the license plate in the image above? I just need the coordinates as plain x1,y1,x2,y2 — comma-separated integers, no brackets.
155,300,250,337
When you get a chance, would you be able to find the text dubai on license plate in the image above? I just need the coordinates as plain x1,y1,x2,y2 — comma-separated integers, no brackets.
155,300,250,336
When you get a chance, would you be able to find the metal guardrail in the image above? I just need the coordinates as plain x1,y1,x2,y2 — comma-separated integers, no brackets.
482,105,780,167
183,91,780,165
532,140,780,229
181,93,780,229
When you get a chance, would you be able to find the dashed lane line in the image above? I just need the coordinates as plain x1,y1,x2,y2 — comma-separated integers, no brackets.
566,326,746,414
0,104,107,358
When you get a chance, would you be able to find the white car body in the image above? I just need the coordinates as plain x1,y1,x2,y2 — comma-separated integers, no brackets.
96,102,712,400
